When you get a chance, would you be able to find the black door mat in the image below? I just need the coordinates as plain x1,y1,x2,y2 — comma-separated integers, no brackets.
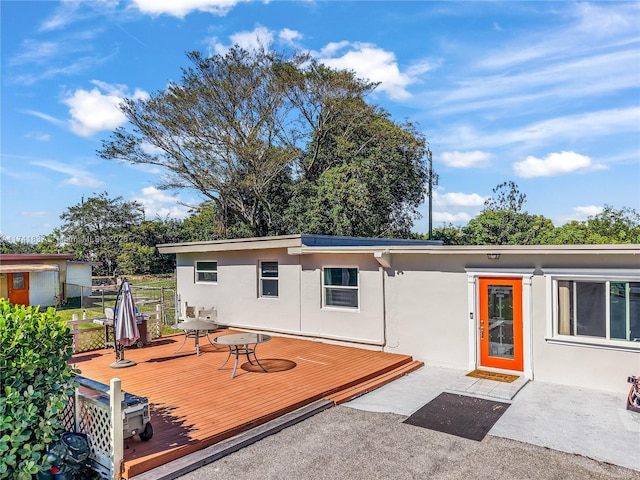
403,392,510,441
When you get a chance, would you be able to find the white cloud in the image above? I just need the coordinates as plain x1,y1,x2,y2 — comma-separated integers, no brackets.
131,0,242,18
513,151,606,178
210,25,275,55
10,40,60,66
316,42,425,100
24,110,66,127
25,132,51,141
573,205,604,218
20,211,51,218
63,81,148,137
573,2,636,36
134,187,191,219
30,160,104,188
434,191,487,207
433,211,473,223
279,28,303,46
39,1,82,31
208,32,431,102
437,107,640,153
229,25,274,51
440,150,491,168
558,205,605,224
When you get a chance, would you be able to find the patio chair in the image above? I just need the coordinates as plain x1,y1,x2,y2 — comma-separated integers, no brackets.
174,306,222,353
196,307,223,342
103,308,115,349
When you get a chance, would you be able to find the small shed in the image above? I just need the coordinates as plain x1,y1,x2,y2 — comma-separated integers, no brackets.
66,261,99,302
0,254,95,308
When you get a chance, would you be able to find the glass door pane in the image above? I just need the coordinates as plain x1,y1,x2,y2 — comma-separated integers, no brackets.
487,285,514,359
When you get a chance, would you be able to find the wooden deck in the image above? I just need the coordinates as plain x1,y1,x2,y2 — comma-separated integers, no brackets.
70,331,423,479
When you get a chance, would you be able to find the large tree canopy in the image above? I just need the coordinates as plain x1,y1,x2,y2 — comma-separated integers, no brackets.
99,47,428,238
461,181,556,245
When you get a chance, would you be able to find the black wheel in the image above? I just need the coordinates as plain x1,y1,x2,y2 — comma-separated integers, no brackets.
136,340,144,348
139,422,153,441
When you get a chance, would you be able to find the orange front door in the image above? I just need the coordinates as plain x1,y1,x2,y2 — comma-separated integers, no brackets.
479,277,523,371
8,272,30,306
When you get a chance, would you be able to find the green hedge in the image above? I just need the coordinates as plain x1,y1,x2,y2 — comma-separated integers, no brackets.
0,300,79,479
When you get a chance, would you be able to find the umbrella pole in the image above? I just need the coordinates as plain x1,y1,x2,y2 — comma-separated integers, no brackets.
110,278,137,369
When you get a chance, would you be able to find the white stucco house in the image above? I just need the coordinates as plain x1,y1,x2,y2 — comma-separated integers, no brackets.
158,234,640,394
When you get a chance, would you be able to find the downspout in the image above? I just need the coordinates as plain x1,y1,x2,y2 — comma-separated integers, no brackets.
298,255,302,332
381,265,387,351
373,251,392,351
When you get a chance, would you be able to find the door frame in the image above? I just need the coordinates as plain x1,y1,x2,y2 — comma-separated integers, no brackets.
478,277,523,371
466,268,534,380
8,272,30,306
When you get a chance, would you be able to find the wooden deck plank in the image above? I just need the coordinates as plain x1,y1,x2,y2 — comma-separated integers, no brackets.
70,332,419,478
326,360,424,404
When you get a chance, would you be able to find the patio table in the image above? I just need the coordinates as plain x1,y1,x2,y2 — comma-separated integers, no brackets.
172,319,219,356
213,333,272,378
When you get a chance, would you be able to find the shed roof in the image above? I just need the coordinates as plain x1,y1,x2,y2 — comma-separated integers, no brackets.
0,253,75,261
0,264,59,273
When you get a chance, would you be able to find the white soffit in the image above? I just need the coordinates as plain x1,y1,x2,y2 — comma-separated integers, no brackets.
0,264,59,273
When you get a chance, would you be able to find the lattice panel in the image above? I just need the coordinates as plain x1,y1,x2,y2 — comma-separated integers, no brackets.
75,328,107,353
148,319,161,339
76,396,112,473
61,395,76,432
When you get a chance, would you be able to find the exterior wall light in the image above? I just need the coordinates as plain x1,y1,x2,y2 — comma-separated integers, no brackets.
486,253,501,260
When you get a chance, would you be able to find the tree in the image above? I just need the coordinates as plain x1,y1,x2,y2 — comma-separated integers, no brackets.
100,47,429,239
464,210,555,245
286,102,428,237
429,224,467,245
51,192,144,275
463,181,555,245
100,47,300,237
483,180,526,213
34,203,179,275
0,236,38,254
550,205,640,244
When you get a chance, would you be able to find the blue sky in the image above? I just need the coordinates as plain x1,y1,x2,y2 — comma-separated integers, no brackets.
2,1,639,241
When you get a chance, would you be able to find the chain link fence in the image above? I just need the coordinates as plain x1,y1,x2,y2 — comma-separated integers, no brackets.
63,280,177,354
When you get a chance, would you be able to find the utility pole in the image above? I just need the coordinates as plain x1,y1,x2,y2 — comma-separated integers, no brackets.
427,149,433,239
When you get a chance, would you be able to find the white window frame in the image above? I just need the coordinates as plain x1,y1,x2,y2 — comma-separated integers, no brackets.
195,260,218,284
322,266,360,310
544,269,640,352
259,260,279,298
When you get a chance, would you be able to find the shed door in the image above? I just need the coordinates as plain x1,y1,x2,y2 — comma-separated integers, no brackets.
479,277,523,371
8,272,30,306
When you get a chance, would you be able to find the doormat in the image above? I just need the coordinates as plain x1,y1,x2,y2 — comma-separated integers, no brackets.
403,392,510,441
466,369,520,383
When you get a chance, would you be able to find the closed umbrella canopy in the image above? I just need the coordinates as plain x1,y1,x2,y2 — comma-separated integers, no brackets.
115,280,140,347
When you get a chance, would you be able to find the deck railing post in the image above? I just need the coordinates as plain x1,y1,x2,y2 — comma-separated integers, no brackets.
110,378,124,480
72,320,79,353
74,386,80,432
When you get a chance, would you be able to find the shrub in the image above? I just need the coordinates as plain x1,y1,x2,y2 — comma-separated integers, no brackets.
0,299,78,479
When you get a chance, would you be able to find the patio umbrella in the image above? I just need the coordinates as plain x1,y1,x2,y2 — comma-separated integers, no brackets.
110,278,140,369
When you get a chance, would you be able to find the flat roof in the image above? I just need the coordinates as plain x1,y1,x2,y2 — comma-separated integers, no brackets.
157,234,639,256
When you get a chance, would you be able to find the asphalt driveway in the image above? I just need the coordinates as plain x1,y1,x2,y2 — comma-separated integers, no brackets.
176,406,638,480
